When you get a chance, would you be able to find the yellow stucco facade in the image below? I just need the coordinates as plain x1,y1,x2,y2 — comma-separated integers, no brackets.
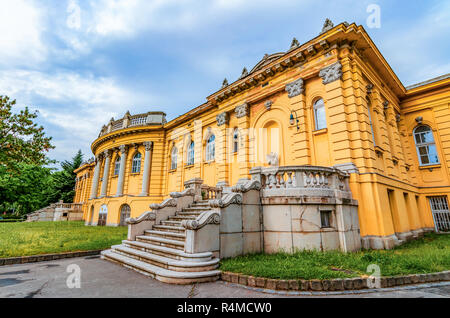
74,22,450,248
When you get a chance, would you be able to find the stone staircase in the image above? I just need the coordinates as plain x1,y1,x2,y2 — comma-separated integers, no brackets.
101,199,221,284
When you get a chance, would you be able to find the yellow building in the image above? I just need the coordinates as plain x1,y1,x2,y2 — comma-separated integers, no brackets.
74,21,450,250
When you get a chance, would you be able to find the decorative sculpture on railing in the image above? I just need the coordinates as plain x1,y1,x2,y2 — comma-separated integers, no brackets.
181,210,220,230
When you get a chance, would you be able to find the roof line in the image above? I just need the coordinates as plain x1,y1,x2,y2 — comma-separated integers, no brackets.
406,73,450,90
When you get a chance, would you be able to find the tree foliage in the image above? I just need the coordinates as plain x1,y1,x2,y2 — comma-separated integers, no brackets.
47,150,84,204
0,95,54,172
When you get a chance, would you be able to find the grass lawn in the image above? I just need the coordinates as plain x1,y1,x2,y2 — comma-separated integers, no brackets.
220,233,450,280
0,221,127,258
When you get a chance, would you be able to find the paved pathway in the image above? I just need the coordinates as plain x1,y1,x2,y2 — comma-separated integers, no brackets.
0,256,448,298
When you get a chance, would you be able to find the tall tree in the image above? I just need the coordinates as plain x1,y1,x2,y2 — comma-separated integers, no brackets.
47,150,84,204
0,96,54,172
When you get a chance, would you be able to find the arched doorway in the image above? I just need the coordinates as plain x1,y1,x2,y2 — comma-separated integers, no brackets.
119,204,131,226
98,204,108,226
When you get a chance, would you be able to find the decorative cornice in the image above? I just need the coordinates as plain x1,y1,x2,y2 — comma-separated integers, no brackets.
149,198,177,210
181,210,220,230
319,61,343,84
235,103,249,118
209,192,243,208
231,179,262,193
126,211,156,225
216,112,229,126
170,188,195,198
285,78,304,98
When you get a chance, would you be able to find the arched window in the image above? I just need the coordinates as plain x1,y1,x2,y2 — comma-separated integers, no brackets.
186,141,195,166
205,135,215,161
414,125,439,166
313,98,327,130
132,152,142,173
171,147,178,170
232,128,239,153
113,156,121,176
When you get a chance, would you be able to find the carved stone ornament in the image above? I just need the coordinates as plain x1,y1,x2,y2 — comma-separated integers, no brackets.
321,18,334,34
319,62,343,84
143,141,153,151
290,37,300,49
216,112,229,126
285,78,304,98
231,179,262,193
103,150,111,158
240,67,249,79
181,210,220,230
149,198,177,210
209,192,243,208
170,187,195,198
119,145,128,155
235,103,249,118
265,100,273,110
415,116,423,124
126,211,156,225
222,78,229,88
266,152,279,167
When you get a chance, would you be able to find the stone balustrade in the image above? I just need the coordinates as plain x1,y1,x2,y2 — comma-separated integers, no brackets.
98,111,167,137
250,165,349,191
200,185,222,200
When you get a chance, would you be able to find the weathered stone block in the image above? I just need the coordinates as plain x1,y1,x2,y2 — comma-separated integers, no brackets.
351,278,364,289
343,278,353,290
255,277,266,288
221,272,231,282
410,275,419,284
299,280,309,291
248,276,256,287
238,275,248,285
331,279,344,291
288,280,299,290
309,280,322,291
321,280,331,291
231,273,239,284
266,279,277,290
395,277,404,285
276,280,289,290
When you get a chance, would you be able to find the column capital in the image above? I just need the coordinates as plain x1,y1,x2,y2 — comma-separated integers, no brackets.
103,149,112,158
143,141,153,151
235,103,249,118
216,112,229,126
119,144,128,155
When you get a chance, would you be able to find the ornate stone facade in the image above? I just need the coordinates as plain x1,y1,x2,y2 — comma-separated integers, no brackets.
319,61,343,84
234,103,249,118
216,112,229,126
285,78,304,98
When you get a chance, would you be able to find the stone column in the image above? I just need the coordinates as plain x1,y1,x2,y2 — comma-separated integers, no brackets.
90,156,102,199
100,150,112,198
116,145,128,197
140,141,153,196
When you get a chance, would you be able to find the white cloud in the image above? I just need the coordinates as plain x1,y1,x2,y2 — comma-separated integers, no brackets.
0,0,46,66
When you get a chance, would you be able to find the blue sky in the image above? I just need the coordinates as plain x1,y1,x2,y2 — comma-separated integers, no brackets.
0,0,449,165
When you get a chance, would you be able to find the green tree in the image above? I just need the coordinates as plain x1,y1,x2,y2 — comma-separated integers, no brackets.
0,95,54,172
47,150,84,204
0,164,53,215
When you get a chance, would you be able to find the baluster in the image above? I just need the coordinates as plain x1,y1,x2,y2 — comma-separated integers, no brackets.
286,171,293,188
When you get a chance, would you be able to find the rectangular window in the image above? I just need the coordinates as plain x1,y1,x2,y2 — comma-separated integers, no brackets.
320,210,332,228
429,196,450,232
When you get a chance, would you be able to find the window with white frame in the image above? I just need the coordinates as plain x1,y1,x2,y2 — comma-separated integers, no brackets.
414,125,439,166
171,147,178,170
186,141,195,166
313,98,327,130
131,152,142,173
114,156,121,176
232,128,239,153
205,135,215,162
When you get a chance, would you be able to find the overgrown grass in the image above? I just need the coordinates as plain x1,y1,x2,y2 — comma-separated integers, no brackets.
220,233,450,280
0,221,127,258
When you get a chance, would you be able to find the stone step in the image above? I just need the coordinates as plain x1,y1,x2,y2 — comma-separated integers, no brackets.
168,216,196,221
122,240,212,262
177,211,203,216
136,235,185,250
144,230,185,242
191,202,210,207
183,207,211,212
160,220,182,226
111,245,219,272
152,225,185,233
101,250,221,284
